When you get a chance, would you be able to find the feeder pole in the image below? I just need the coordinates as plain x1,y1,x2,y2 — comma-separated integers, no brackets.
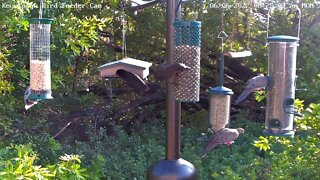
146,0,197,179
219,38,224,86
166,0,180,161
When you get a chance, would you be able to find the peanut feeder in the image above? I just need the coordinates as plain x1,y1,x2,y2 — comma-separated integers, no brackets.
173,20,201,102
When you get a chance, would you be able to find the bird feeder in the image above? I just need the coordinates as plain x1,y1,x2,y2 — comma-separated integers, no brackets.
263,5,301,136
208,86,233,132
264,35,299,137
98,58,152,79
29,18,54,100
173,20,201,102
207,31,234,133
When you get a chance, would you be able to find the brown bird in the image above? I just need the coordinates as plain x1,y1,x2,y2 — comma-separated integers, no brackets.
116,69,149,94
153,63,191,81
198,128,245,159
236,74,271,105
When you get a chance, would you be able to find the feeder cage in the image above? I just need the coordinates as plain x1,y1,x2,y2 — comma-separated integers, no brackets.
29,18,54,100
208,86,233,132
264,35,299,137
173,20,201,102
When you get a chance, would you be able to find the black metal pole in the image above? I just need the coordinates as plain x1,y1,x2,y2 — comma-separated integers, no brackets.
146,0,197,178
219,53,224,86
166,0,180,161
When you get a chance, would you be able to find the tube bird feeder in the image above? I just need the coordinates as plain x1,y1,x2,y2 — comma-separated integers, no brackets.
207,31,234,133
263,5,301,136
29,18,54,100
264,35,299,136
173,20,201,102
208,86,233,132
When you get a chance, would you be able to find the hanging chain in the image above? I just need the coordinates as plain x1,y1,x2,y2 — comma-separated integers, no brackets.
120,0,127,58
39,0,43,19
246,1,252,50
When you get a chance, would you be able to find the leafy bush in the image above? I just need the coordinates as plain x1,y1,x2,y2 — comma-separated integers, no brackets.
0,144,100,180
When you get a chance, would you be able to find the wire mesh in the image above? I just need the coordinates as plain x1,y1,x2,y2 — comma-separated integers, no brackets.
29,19,53,99
173,21,201,102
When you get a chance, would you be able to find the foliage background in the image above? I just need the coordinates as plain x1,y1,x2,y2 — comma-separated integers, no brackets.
0,0,319,179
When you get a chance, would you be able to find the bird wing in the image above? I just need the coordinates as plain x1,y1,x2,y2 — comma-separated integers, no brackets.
153,64,171,81
198,128,240,158
24,86,31,100
116,69,149,94
236,75,269,104
236,89,252,104
246,76,269,90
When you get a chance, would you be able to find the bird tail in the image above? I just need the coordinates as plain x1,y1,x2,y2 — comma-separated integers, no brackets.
197,146,213,159
197,153,206,159
235,90,251,105
25,100,38,110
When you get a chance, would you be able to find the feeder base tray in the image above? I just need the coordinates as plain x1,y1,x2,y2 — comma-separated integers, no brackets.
29,91,53,100
263,129,294,137
146,158,197,180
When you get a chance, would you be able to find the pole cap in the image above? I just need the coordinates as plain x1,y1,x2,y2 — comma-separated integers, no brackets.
29,18,54,24
267,35,299,42
208,86,234,95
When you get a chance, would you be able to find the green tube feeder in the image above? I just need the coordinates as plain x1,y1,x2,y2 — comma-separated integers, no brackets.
173,20,201,102
29,18,54,100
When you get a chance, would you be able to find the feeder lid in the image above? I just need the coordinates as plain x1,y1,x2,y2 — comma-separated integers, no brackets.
173,20,202,27
98,58,152,79
267,35,299,42
208,86,234,95
98,58,152,70
29,18,54,24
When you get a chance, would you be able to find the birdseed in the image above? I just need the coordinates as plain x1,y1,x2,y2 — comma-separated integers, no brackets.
30,60,51,91
174,45,200,102
209,94,231,132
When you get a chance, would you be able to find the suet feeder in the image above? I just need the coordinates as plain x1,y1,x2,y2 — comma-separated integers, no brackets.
208,86,233,132
29,18,54,100
98,58,152,79
173,20,201,102
264,35,299,137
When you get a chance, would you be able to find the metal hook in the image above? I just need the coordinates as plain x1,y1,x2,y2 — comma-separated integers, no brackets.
266,3,301,40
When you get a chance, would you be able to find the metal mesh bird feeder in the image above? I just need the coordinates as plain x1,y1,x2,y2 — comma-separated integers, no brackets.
263,5,301,137
173,20,201,102
29,18,53,100
208,86,233,132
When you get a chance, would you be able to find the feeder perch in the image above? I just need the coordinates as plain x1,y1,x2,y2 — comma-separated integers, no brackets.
264,35,299,137
208,86,233,133
173,20,201,102
98,58,152,79
29,18,54,100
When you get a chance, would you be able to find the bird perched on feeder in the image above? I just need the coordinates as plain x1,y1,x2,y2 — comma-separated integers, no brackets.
153,63,191,81
116,69,149,94
198,128,245,159
236,74,271,104
24,86,39,110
